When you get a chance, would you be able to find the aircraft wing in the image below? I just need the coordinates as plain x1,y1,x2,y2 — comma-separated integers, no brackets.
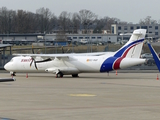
147,43,160,72
13,54,71,60
13,52,106,58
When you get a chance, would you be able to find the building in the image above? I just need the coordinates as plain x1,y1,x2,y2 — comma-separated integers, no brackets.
0,33,45,45
45,33,117,44
0,32,117,45
111,24,160,41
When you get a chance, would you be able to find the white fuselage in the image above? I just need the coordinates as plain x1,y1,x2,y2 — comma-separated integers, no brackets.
5,56,104,73
4,54,145,75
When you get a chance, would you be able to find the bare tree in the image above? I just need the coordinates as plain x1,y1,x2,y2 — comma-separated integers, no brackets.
71,13,80,33
15,10,29,33
139,16,158,25
58,11,70,33
0,7,10,34
48,15,57,33
79,9,97,34
93,17,120,33
36,7,53,33
0,7,153,35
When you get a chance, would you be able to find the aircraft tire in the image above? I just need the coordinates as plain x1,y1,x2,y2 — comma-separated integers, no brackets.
60,73,63,78
11,72,16,76
57,72,63,78
72,74,79,77
57,73,60,78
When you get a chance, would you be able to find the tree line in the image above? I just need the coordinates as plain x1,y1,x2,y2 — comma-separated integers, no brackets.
0,7,159,34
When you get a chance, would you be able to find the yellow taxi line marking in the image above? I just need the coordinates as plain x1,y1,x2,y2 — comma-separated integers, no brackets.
69,94,96,97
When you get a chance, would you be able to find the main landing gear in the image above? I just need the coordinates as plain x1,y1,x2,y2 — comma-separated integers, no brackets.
56,72,63,78
72,74,79,77
56,73,79,78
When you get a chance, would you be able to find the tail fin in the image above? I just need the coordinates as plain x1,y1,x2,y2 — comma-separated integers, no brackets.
114,29,146,58
147,43,160,72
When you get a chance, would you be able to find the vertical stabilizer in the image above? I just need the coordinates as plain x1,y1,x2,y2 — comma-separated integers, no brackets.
114,29,146,58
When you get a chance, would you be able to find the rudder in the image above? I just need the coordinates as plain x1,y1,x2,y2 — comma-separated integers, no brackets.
114,29,146,58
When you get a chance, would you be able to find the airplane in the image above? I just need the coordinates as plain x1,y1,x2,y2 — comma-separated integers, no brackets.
147,42,160,72
4,29,147,78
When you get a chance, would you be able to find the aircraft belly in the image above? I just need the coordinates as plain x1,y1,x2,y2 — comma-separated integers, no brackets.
70,58,101,72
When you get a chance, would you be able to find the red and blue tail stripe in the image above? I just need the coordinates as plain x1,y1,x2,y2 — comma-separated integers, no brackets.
114,39,144,57
100,39,144,72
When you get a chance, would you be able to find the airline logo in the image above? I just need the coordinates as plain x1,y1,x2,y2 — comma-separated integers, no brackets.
21,58,32,62
86,59,98,62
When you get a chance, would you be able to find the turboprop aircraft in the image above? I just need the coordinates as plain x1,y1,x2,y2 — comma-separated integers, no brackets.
4,29,146,78
147,42,160,72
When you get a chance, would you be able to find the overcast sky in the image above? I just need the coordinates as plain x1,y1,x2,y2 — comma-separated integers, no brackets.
0,0,160,23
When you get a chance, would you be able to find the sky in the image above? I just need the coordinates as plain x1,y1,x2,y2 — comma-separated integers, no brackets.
0,0,160,23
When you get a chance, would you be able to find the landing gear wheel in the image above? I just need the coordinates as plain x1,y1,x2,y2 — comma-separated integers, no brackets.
72,74,79,77
56,72,63,78
11,72,16,76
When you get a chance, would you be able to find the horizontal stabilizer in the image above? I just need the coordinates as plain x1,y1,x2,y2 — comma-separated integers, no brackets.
133,31,143,35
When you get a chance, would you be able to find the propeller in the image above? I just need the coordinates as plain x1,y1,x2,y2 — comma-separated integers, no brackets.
36,58,52,63
31,45,41,54
32,45,35,54
62,46,71,53
62,46,64,53
30,57,38,70
30,57,52,70
66,48,70,53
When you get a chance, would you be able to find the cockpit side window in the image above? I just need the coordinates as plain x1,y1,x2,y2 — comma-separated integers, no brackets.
9,58,13,62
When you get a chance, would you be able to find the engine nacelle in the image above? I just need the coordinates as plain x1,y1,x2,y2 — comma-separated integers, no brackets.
45,67,80,75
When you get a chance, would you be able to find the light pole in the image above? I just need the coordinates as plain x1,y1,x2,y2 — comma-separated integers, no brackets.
44,31,46,54
86,22,92,53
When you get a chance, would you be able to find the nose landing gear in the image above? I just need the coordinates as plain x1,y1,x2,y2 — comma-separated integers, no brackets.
10,72,16,76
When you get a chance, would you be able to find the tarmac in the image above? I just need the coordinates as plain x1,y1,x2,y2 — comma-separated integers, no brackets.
0,71,160,120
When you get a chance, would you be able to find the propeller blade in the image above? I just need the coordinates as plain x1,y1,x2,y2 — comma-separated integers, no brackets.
30,57,52,70
36,58,52,63
34,61,38,70
62,46,64,53
32,45,35,54
30,58,34,67
66,49,70,53
30,57,38,70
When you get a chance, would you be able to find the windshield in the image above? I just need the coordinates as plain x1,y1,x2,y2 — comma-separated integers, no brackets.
9,58,13,62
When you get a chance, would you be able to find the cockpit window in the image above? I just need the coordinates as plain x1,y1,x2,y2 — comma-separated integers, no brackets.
9,58,13,62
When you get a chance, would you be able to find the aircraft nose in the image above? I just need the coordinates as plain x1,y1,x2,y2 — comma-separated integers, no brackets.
4,63,10,71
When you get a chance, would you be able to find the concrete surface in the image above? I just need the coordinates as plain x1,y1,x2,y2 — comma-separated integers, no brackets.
0,72,160,120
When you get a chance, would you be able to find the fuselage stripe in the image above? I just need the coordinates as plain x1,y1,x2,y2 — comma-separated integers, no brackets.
113,44,136,69
114,39,144,57
100,39,144,72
